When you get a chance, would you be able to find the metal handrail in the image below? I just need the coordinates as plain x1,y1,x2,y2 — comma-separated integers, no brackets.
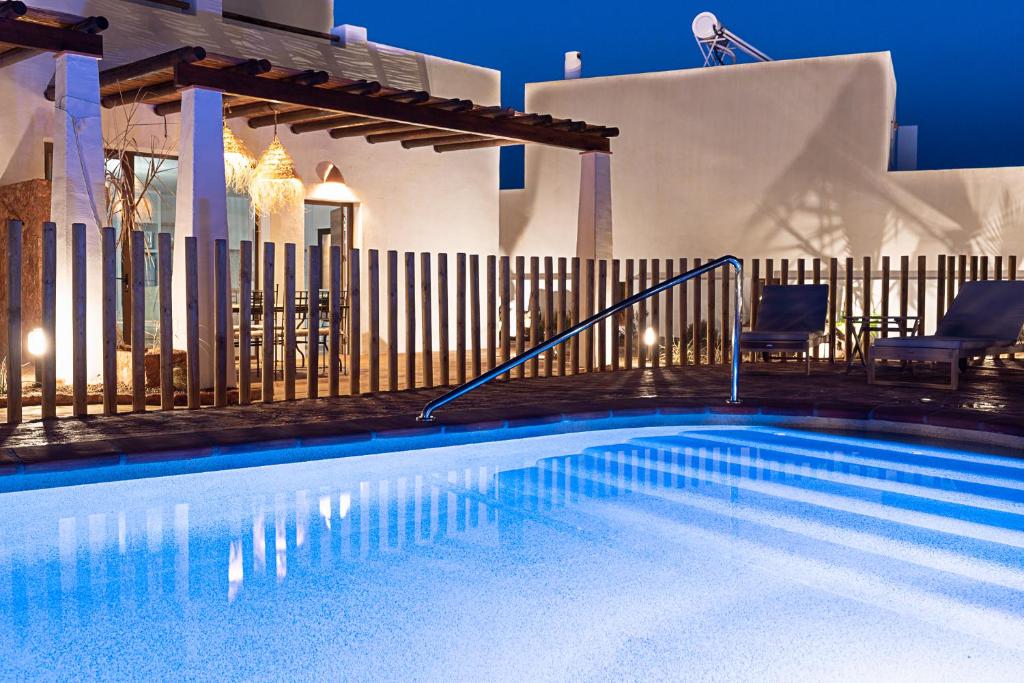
418,255,743,421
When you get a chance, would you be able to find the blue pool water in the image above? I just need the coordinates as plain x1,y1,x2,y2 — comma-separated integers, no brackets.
1,424,1023,681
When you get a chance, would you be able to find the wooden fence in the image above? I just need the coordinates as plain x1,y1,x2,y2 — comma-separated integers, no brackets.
0,220,1020,425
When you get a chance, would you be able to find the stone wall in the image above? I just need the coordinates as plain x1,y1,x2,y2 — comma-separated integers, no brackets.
0,178,51,364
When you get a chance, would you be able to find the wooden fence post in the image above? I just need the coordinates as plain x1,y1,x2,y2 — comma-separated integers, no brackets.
691,258,701,366
405,252,416,388
71,223,87,416
652,259,661,369
624,259,635,369
637,259,648,367
437,253,449,386
283,243,296,400
5,221,22,424
880,256,890,338
898,255,909,337
306,244,321,400
455,253,466,384
597,259,607,371
828,257,838,362
261,242,275,403
159,232,175,410
367,249,380,393
387,250,399,392
329,245,343,396
529,256,540,376
40,222,56,419
935,255,946,328
213,238,229,408
469,254,481,378
611,259,620,370
678,258,688,366
543,256,554,376
420,252,434,387
843,257,853,361
486,254,497,373
184,236,199,410
500,256,512,379
516,256,526,378
584,258,595,373
349,249,361,395
707,265,716,364
916,255,927,335
237,240,252,407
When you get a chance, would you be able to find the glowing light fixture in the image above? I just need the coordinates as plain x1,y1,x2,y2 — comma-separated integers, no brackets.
222,123,256,193
312,160,358,203
643,326,657,346
26,328,47,357
249,135,304,215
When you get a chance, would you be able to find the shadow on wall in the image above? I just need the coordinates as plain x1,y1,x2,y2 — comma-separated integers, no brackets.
746,58,1024,259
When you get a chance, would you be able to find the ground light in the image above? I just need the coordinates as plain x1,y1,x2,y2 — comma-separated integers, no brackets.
643,326,657,346
26,327,47,357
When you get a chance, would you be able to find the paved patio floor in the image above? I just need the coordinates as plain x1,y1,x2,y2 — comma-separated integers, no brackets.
1,359,1022,468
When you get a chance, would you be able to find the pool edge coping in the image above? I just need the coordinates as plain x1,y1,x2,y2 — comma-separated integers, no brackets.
1,404,1021,493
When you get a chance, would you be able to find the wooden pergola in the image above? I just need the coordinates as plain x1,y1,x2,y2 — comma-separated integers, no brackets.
68,45,617,153
0,1,105,68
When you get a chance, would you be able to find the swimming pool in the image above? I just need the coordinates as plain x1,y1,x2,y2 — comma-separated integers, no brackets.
1,423,1022,681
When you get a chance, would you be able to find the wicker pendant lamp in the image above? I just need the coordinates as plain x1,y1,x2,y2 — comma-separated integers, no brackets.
249,135,304,214
222,123,256,193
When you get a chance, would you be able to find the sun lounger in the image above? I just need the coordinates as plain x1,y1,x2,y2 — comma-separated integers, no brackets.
740,284,828,375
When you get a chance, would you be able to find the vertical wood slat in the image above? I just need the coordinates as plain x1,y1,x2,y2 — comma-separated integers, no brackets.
652,259,661,368
812,258,821,358
237,240,252,407
935,255,946,328
500,256,512,378
947,255,956,310
678,258,688,366
261,243,275,403
405,252,416,388
957,254,967,291
331,246,345,395
599,259,609,370
624,259,634,370
843,257,854,360
529,256,540,377
515,256,526,378
862,256,872,327
158,233,176,408
370,249,382,389
437,253,449,386
213,238,230,408
40,222,56,419
5,221,22,424
994,255,1004,281
970,255,979,281
781,258,790,285
797,258,806,284
486,255,497,373
283,244,296,400
184,236,199,410
419,252,433,388
543,256,554,376
828,258,838,362
469,254,481,378
720,262,730,364
916,255,927,336
570,257,581,373
306,245,321,400
707,266,716,364
610,259,620,371
898,255,909,337
131,231,147,412
692,258,702,366
71,223,87,416
637,259,648,367
880,256,890,338
980,255,989,281
585,259,596,373
455,253,466,384
750,258,761,330
349,249,361,395
558,257,569,375
387,250,399,392
1013,255,1020,360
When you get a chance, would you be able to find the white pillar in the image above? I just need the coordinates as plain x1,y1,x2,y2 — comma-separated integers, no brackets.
173,86,228,388
51,52,105,383
576,150,612,260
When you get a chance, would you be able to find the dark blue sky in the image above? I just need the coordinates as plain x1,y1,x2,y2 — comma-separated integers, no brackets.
334,1,1024,188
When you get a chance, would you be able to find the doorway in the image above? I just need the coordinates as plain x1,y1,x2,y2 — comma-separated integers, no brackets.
304,200,355,288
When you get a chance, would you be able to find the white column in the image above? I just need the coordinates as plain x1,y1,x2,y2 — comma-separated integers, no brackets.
51,52,105,383
173,86,228,388
576,150,613,260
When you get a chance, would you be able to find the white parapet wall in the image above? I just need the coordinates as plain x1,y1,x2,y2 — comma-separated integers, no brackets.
502,51,1024,262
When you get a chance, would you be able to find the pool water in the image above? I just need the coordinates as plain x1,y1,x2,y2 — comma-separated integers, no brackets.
1,425,1023,681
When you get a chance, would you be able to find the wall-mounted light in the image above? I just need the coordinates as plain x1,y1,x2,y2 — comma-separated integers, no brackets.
311,161,358,203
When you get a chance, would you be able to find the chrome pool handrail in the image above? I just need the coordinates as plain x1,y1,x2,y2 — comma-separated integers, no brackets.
418,255,743,421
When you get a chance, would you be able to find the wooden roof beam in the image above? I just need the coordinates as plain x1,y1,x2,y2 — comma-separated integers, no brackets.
434,138,520,153
329,122,421,139
0,14,105,69
49,45,206,101
286,113,371,133
402,133,493,149
103,58,270,109
154,68,328,116
366,127,459,144
0,2,26,20
173,63,611,152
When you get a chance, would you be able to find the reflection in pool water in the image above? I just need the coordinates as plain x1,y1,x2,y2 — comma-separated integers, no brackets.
1,425,1022,681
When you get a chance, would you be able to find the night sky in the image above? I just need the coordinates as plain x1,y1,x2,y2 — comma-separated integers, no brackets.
334,1,1024,188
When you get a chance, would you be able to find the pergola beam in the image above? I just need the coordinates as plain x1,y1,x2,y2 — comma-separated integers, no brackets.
434,138,519,153
155,68,329,116
103,58,270,109
329,122,421,139
0,15,104,69
401,133,493,149
174,63,611,152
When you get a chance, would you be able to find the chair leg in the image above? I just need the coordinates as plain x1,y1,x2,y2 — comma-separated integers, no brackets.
867,346,876,384
950,351,960,390
805,349,811,376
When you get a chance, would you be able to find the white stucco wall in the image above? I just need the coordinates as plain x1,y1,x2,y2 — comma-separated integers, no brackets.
503,52,1024,262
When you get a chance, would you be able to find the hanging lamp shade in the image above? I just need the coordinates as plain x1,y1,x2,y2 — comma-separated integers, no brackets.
249,135,304,214
222,123,256,193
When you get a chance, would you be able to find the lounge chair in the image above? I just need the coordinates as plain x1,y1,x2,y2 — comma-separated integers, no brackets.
868,281,1024,389
740,284,828,375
